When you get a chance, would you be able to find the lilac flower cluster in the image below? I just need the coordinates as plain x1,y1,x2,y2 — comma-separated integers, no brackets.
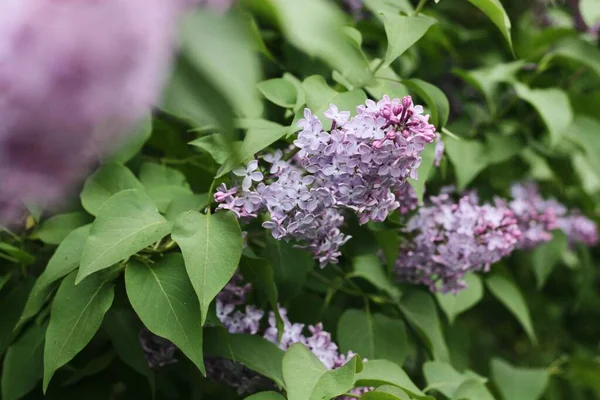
139,327,178,368
396,192,521,293
215,95,435,265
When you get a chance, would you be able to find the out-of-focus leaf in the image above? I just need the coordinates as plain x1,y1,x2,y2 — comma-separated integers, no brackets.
204,327,285,387
373,230,400,274
445,136,488,189
410,142,436,203
532,231,568,288
36,212,92,245
245,392,286,400
62,350,115,386
382,14,437,68
283,73,306,112
337,309,409,366
172,210,242,325
398,290,450,362
107,114,152,164
453,378,495,400
349,254,401,301
43,272,114,392
513,83,573,147
581,0,600,27
491,358,549,400
564,116,600,175
403,79,449,129
0,243,34,265
363,0,413,15
435,273,483,324
1,323,45,400
125,254,205,374
423,361,470,398
80,163,144,216
78,190,171,283
0,280,33,355
270,0,372,86
542,38,600,79
355,360,426,397
467,0,513,52
485,274,536,344
485,134,522,164
366,61,410,101
258,78,298,108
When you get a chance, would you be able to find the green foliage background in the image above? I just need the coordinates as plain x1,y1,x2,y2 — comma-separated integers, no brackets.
1,0,600,399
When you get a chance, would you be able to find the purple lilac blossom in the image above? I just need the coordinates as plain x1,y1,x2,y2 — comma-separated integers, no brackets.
396,192,521,293
139,328,178,368
215,95,436,266
395,183,418,215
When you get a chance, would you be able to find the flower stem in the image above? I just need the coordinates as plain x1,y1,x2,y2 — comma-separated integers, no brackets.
415,0,428,15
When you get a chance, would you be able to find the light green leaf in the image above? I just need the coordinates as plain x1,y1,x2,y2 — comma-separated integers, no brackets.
80,163,144,216
125,254,205,374
363,0,414,16
283,343,327,400
43,272,115,392
20,225,91,327
77,190,171,283
302,75,367,131
564,116,600,175
423,360,471,398
263,235,313,302
445,136,488,189
270,0,372,86
171,211,242,325
542,38,600,79
218,119,289,177
1,323,45,400
36,212,92,245
245,392,287,400
258,78,298,108
355,359,425,397
309,356,362,400
180,9,262,119
453,378,495,400
581,0,600,27
164,193,209,224
365,386,411,400
0,243,34,265
350,254,401,301
486,274,536,343
532,231,568,289
409,142,436,203
382,14,437,68
337,309,409,366
435,273,483,324
403,78,449,129
398,290,450,361
189,134,242,165
485,134,522,165
107,114,152,163
491,358,549,400
467,0,513,52
366,61,410,101
139,162,192,212
204,327,285,387
283,73,306,112
513,83,573,147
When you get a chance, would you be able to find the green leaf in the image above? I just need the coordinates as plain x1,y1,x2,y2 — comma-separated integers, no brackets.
125,254,205,374
180,9,262,119
309,356,362,400
258,78,298,108
564,116,600,176
513,83,573,147
409,142,436,203
80,163,144,216
398,290,450,362
445,136,488,189
0,280,34,355
20,225,91,327
423,360,472,398
364,386,411,400
263,234,313,302
62,350,115,386
373,230,400,274
218,119,289,177
37,212,92,245
171,210,242,325
485,134,522,165
204,327,285,387
0,243,34,265
77,189,171,283
532,231,568,289
283,343,327,400
435,273,483,324
1,323,45,400
453,378,495,400
485,274,536,343
270,0,372,87
139,162,192,212
542,38,600,79
301,76,368,131
366,61,410,102
283,73,306,112
337,309,409,366
491,358,549,400
581,0,600,27
43,272,114,392
355,359,425,397
189,134,242,165
382,14,437,68
245,392,287,400
164,193,209,223
403,79,449,129
107,114,152,163
467,0,513,52
349,254,401,301
363,0,414,15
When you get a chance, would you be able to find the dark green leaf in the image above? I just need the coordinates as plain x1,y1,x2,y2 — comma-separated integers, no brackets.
171,211,242,325
403,79,450,129
43,272,115,392
491,358,549,400
77,189,171,283
409,142,436,203
349,254,400,301
125,254,205,374
355,360,425,397
337,309,409,366
435,273,483,324
445,136,488,190
382,14,437,68
453,378,495,400
0,242,34,265
532,231,568,289
62,350,115,386
0,280,34,355
164,193,209,223
107,114,152,163
189,134,242,165
542,38,600,79
467,0,513,52
36,212,92,245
